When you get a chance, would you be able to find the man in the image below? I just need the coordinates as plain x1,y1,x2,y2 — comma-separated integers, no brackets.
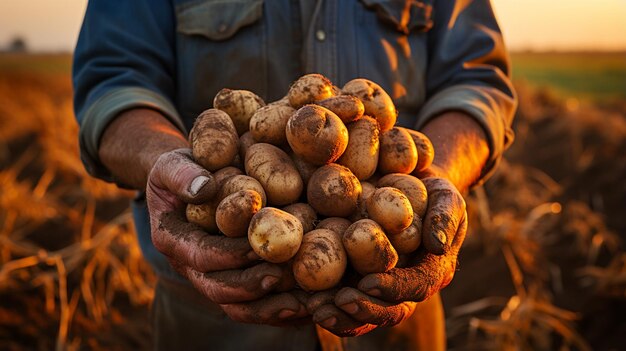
73,0,516,349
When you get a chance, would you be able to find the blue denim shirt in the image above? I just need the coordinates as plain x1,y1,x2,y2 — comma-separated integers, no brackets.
73,0,516,280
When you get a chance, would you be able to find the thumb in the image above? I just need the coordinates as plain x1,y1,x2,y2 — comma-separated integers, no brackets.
148,148,217,206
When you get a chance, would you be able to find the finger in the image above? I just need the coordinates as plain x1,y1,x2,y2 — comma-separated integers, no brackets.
335,288,415,327
153,211,257,272
147,148,217,209
312,304,376,337
306,289,338,314
220,292,308,326
358,213,468,302
421,177,466,255
184,262,286,304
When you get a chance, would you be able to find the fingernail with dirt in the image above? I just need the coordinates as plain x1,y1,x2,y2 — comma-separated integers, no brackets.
189,175,210,196
246,250,261,260
341,303,359,314
366,288,382,297
320,317,337,328
433,230,447,247
261,275,280,290
278,309,296,319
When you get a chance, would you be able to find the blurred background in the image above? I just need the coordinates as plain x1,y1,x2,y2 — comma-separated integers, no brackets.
0,1,624,350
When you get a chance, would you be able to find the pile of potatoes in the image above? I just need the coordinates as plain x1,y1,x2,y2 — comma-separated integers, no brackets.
186,74,434,292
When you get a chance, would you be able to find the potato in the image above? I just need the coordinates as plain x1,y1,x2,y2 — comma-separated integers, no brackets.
288,73,335,108
315,95,364,124
293,229,347,291
403,128,435,173
245,143,303,206
307,164,361,217
268,95,291,107
366,187,413,234
290,152,317,186
190,109,239,171
342,219,398,275
213,166,244,188
239,131,256,161
377,173,428,218
218,175,267,206
248,207,303,263
186,201,218,233
249,104,296,145
213,89,265,135
342,79,397,132
388,218,422,254
286,105,348,165
351,180,376,221
337,116,379,180
316,217,352,235
216,190,263,237
378,127,418,174
283,203,318,233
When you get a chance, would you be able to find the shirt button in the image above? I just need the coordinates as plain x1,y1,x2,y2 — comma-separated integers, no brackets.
315,30,326,42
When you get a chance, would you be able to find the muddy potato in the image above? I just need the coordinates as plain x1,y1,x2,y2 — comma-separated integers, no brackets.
186,201,218,233
307,164,362,217
337,116,379,180
283,203,318,233
378,173,428,218
286,105,348,165
402,128,435,174
213,166,244,188
342,219,398,275
190,109,239,171
316,217,352,236
315,95,364,124
249,104,296,146
288,73,335,108
238,131,256,161
351,181,376,222
216,190,263,237
218,175,267,206
342,79,397,132
388,218,422,254
290,152,318,186
378,127,418,174
213,89,265,135
248,207,303,263
293,229,347,291
268,94,291,107
245,143,303,206
366,187,413,234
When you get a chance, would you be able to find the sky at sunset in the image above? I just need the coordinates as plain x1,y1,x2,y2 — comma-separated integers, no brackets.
0,0,625,52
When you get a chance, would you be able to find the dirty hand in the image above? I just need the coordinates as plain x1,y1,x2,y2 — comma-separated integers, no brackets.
146,148,309,325
309,176,467,336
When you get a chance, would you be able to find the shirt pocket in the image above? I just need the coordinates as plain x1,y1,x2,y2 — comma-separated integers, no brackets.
360,0,433,35
174,0,267,128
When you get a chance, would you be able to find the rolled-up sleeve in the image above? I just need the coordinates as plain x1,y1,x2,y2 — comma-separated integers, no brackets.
416,0,517,183
73,0,185,181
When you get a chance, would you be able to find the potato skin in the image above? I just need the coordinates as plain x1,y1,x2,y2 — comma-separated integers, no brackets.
186,202,218,233
213,89,265,135
378,127,418,175
293,229,347,291
286,105,349,165
190,109,239,171
290,152,318,187
307,164,362,217
218,175,267,206
366,187,414,234
388,218,422,254
342,79,397,132
213,166,244,188
315,95,364,124
403,128,435,173
377,173,428,218
245,143,303,206
351,181,376,222
316,217,352,235
239,131,256,162
337,116,379,180
282,203,318,233
216,190,263,237
342,219,398,275
249,104,296,146
248,207,303,263
288,73,335,108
